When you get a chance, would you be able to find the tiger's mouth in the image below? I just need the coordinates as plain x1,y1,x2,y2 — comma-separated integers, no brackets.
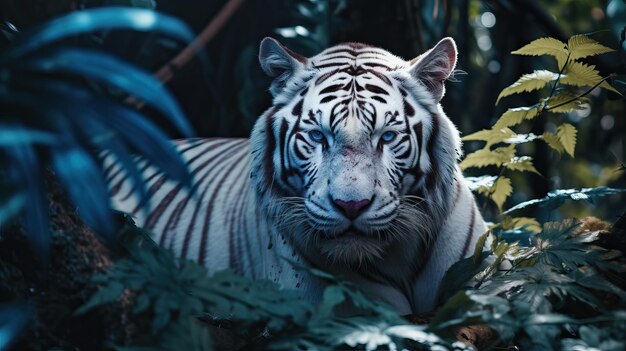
320,226,362,239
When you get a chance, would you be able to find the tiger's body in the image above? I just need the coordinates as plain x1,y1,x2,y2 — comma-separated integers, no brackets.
108,37,486,314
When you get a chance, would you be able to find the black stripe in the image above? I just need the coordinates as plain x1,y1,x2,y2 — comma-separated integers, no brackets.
426,114,440,190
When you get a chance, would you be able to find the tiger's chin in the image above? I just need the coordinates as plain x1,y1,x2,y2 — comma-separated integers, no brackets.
317,228,393,266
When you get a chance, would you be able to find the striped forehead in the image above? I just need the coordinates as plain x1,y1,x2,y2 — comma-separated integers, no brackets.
310,43,406,71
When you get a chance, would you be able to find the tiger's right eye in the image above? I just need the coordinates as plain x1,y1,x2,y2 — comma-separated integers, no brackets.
309,130,325,143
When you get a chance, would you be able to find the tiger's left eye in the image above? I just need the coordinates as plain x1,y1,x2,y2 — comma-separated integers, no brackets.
381,131,397,143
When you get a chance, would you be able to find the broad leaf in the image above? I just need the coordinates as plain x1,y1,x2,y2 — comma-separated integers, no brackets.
491,176,512,210
497,70,558,104
567,34,614,60
561,61,619,94
461,127,515,147
493,106,540,129
545,90,589,113
460,145,516,170
557,123,577,157
504,156,540,174
541,132,564,154
511,37,569,68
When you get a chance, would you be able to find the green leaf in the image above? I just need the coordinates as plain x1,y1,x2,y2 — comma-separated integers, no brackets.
542,132,565,154
491,176,512,211
504,156,540,174
504,187,626,214
496,70,558,104
461,127,515,147
561,61,619,94
511,37,569,68
493,106,540,129
460,145,516,170
567,34,614,60
557,123,577,157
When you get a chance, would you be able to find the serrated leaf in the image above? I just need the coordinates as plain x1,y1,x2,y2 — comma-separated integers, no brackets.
567,34,614,60
561,61,619,94
545,90,590,113
461,127,515,147
504,156,540,174
512,37,569,68
497,70,558,104
460,145,516,170
557,123,577,157
493,106,540,129
491,176,512,210
542,132,564,154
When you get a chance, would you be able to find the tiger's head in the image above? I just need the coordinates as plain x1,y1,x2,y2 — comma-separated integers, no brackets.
250,38,462,266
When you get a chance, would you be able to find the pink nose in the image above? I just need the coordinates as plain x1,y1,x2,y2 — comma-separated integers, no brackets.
332,198,372,219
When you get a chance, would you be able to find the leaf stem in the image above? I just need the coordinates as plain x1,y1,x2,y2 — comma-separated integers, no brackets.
546,74,614,111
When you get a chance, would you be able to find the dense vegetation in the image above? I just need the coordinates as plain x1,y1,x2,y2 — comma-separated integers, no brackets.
0,0,624,350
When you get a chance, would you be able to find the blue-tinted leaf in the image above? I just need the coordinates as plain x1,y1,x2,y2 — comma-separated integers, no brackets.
5,145,50,257
504,187,626,214
95,100,192,188
0,303,31,350
3,8,195,60
0,191,26,226
0,125,56,145
51,142,115,238
21,49,192,136
14,79,191,189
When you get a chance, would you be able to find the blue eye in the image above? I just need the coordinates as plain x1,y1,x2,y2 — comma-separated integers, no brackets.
309,130,325,143
381,131,397,143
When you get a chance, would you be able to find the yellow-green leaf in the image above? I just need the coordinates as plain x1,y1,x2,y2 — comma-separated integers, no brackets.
542,132,564,154
496,70,558,104
460,145,516,170
504,156,540,174
557,123,577,157
545,90,590,113
567,34,614,60
461,128,515,147
491,176,512,211
561,61,619,94
512,37,569,68
493,106,540,129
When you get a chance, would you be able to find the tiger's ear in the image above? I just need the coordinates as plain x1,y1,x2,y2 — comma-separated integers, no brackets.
259,37,307,97
408,37,457,102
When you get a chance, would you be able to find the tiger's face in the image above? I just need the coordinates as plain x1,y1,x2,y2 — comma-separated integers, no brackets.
252,38,461,265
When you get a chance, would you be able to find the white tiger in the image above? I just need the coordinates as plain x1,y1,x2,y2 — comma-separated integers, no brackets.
107,37,487,315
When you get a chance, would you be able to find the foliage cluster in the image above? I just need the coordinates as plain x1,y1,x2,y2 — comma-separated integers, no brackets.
75,215,626,350
0,7,195,256
461,34,621,211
